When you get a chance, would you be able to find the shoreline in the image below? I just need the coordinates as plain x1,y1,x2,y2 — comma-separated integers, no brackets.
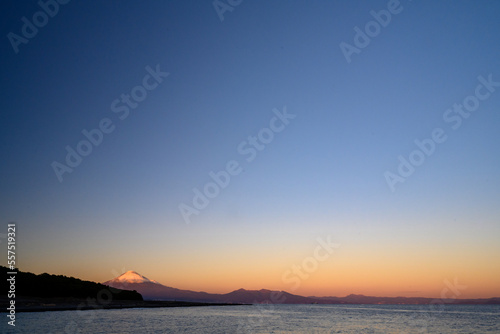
1,298,249,313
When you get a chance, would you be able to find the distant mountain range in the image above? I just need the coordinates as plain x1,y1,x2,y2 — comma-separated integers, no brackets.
103,271,500,305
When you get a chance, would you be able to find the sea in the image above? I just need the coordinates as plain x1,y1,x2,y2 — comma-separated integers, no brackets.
3,304,499,333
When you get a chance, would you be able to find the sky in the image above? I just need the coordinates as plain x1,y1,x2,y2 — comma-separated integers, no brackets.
1,0,499,299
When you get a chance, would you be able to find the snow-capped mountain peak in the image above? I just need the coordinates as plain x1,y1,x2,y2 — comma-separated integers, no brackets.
110,270,159,284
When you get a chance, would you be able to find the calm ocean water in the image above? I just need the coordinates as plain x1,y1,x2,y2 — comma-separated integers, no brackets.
3,304,499,333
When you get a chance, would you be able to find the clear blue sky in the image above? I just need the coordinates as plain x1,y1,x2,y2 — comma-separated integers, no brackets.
1,0,499,297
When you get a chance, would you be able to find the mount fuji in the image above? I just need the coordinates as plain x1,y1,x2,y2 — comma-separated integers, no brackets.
103,271,223,302
104,271,159,285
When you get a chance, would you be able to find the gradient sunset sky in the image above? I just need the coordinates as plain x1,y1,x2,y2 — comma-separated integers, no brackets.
1,0,499,299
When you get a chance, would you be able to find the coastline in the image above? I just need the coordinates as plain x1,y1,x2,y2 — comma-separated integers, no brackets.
0,297,249,313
